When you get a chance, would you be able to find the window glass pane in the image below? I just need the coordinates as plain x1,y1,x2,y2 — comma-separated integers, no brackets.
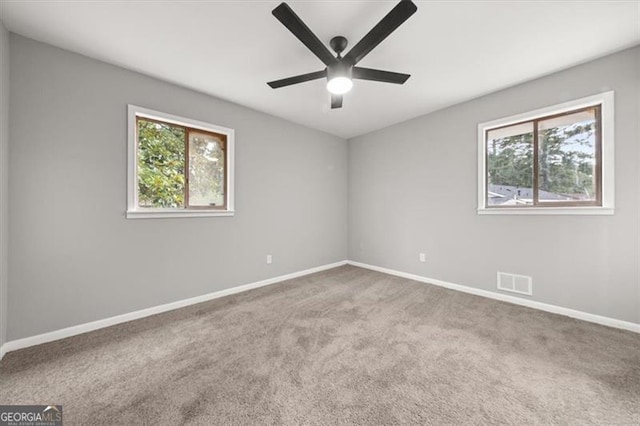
137,119,186,208
537,108,597,203
487,122,534,206
188,132,225,207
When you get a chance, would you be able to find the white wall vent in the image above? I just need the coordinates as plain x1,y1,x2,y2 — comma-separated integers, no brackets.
497,272,532,296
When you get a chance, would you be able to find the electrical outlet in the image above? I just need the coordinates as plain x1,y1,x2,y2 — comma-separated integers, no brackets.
266,255,272,264
419,253,426,262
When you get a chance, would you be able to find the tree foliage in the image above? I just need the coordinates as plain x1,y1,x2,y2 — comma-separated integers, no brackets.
538,122,595,197
137,119,186,208
137,120,225,208
488,133,533,189
188,134,225,206
488,119,595,198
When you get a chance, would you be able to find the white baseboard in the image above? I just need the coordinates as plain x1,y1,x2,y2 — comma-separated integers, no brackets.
347,260,640,334
2,258,637,361
0,261,348,358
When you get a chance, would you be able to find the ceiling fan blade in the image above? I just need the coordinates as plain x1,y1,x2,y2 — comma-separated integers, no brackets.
331,94,343,109
272,3,336,66
343,0,417,66
352,67,410,84
268,70,327,89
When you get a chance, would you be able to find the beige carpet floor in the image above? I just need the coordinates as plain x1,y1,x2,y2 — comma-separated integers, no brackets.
1,265,639,425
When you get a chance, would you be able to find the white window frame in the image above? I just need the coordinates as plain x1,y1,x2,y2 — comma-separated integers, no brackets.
127,105,235,219
477,91,614,216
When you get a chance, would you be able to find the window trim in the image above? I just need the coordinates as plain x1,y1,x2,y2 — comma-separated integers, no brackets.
127,105,235,219
477,91,614,216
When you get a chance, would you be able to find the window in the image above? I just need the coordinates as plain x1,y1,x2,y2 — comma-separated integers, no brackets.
127,105,234,218
477,92,614,215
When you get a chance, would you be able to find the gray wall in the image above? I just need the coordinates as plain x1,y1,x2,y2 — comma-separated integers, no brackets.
0,21,8,349
6,34,638,343
8,35,347,341
349,46,640,325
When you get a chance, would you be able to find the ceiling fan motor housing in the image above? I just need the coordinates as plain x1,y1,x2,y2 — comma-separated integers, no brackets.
327,61,352,81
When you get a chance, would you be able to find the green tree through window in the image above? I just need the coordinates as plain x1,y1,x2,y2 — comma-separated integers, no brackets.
486,106,599,207
137,119,186,208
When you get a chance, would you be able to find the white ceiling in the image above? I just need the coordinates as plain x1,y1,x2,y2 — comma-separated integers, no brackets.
1,1,639,138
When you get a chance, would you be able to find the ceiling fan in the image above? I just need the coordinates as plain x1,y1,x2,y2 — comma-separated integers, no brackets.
267,0,418,109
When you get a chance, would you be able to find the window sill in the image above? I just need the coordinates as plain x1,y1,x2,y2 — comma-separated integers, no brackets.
477,207,614,216
126,209,235,219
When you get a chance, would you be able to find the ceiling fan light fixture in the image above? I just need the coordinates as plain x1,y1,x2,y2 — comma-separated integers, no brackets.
327,76,353,95
326,62,353,95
